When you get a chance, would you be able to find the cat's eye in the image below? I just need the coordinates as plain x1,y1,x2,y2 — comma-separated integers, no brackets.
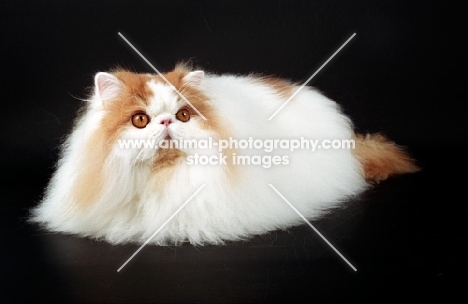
131,113,150,128
176,107,191,122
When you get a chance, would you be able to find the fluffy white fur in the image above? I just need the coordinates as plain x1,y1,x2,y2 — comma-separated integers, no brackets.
30,69,368,245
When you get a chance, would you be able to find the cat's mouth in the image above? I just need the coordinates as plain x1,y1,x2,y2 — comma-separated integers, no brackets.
163,129,172,140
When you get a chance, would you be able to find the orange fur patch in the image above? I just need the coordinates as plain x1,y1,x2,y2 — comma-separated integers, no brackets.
259,76,295,99
153,148,185,171
353,133,420,183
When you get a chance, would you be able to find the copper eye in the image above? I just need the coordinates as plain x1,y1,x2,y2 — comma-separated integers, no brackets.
176,107,191,122
131,113,150,128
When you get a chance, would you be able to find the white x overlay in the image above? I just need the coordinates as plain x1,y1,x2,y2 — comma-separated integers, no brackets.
116,32,358,272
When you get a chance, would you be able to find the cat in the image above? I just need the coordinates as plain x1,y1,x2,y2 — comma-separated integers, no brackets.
29,63,419,245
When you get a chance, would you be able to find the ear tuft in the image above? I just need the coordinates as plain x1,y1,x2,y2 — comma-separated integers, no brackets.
183,70,204,87
94,72,122,105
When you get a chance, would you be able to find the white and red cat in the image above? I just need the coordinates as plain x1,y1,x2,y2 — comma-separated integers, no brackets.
30,64,418,245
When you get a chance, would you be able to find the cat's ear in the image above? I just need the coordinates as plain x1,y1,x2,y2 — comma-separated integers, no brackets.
183,70,204,87
94,72,122,106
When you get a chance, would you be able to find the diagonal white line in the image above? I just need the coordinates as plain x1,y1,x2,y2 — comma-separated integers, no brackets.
117,184,206,272
268,33,356,121
118,32,207,120
268,184,357,271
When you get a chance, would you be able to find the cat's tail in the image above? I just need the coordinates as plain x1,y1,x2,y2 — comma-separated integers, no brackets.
352,133,420,183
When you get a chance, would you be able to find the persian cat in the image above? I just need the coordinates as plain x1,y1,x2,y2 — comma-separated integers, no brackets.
30,63,419,245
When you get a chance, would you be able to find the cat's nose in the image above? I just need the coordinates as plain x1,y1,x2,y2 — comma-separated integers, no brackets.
160,118,173,127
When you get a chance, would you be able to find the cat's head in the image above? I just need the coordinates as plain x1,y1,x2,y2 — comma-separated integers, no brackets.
89,65,222,168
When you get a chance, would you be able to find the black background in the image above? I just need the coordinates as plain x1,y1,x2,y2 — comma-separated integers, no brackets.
1,0,466,302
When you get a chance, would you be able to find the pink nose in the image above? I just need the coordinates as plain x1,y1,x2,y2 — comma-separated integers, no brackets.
160,119,172,127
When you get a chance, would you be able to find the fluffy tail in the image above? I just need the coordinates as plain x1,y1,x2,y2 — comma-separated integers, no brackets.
353,133,420,183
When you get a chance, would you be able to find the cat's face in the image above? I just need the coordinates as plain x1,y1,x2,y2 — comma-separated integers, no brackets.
92,68,220,166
